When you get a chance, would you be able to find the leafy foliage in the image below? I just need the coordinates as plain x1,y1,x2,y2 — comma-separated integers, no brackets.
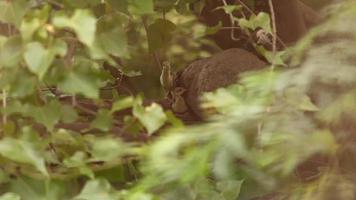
0,0,355,199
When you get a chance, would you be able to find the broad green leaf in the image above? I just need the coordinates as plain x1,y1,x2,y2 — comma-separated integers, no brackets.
73,179,119,200
165,111,184,128
96,14,129,58
0,0,28,28
0,36,23,68
111,96,134,113
0,36,7,47
31,100,62,130
9,176,68,200
155,0,176,11
60,105,78,123
147,19,176,52
57,57,107,99
8,71,36,98
205,21,223,35
2,101,31,116
90,109,113,131
20,18,41,41
53,10,96,47
0,193,20,200
24,42,54,79
215,5,242,14
89,138,124,162
128,0,154,15
52,39,68,57
298,95,319,111
284,89,319,112
133,102,167,135
58,72,100,99
106,0,129,13
217,180,243,200
123,115,144,134
63,151,94,179
99,28,128,57
0,138,48,176
238,12,272,34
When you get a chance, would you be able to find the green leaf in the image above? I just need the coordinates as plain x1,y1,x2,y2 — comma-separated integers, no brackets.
53,10,96,47
0,138,48,176
8,71,36,98
0,0,28,28
111,96,134,113
217,180,243,200
128,0,154,15
96,14,129,58
60,105,78,123
20,18,41,42
133,102,167,135
106,0,129,13
0,36,23,68
58,72,100,99
89,138,124,162
147,19,176,52
24,42,54,79
298,95,319,111
74,179,119,200
238,12,272,34
19,4,51,39
9,177,67,200
63,151,94,179
0,193,20,200
284,89,319,112
155,0,176,11
215,5,242,14
205,21,223,35
52,39,68,57
90,109,113,131
165,111,184,128
255,46,286,66
123,115,144,134
31,100,62,130
0,35,7,47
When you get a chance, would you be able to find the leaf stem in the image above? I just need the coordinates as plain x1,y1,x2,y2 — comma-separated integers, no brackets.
268,0,277,59
221,0,240,41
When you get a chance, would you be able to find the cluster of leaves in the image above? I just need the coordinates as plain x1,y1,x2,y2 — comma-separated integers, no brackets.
0,0,207,199
0,0,354,199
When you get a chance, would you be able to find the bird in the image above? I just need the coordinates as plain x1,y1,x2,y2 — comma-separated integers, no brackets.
160,61,175,97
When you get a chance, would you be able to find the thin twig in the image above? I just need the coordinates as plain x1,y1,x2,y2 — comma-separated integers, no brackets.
221,0,240,41
235,0,255,15
71,96,77,106
268,0,277,57
234,0,286,49
220,26,241,30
